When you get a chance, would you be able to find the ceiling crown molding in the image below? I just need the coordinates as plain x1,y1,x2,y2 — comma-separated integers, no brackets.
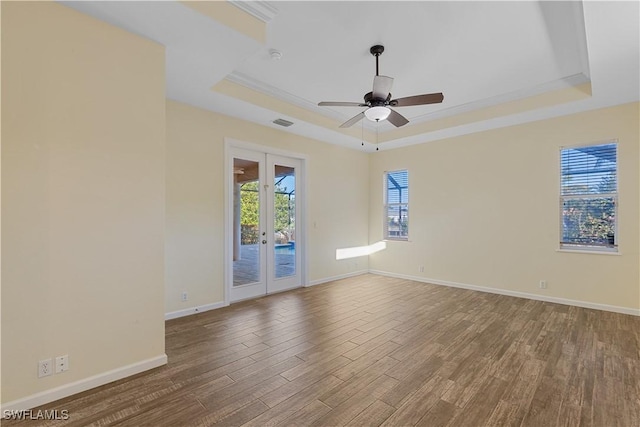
225,71,376,130
229,1,278,23
408,73,591,126
571,1,591,79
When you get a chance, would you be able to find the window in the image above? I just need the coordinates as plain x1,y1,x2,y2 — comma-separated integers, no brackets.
560,142,617,251
384,170,409,240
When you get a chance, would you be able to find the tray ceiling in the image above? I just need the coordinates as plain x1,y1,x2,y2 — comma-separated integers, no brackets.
61,1,639,152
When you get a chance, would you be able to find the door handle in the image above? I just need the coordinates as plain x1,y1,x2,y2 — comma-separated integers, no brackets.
262,240,267,244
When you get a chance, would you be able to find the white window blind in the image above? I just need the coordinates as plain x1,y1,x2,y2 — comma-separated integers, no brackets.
560,142,617,251
384,170,409,240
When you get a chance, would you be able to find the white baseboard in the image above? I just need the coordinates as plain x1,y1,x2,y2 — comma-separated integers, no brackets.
165,301,227,320
307,270,369,287
1,354,167,412
369,270,640,316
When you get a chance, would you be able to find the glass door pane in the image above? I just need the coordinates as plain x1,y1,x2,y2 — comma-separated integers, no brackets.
233,158,262,288
273,164,296,279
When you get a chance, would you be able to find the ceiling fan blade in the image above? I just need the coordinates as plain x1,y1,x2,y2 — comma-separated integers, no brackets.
318,101,366,107
387,109,409,127
372,75,394,99
339,111,366,128
390,92,444,107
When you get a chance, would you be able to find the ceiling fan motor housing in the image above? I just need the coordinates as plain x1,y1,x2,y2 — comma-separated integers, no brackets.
364,91,391,107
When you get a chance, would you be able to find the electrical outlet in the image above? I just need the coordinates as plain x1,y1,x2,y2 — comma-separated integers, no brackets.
539,280,547,289
55,355,69,373
181,291,188,302
38,359,53,378
419,266,425,273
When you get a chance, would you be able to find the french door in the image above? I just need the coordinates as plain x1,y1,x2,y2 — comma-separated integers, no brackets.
228,147,303,302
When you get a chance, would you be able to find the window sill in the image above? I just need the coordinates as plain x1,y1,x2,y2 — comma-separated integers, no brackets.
556,249,621,256
384,238,410,242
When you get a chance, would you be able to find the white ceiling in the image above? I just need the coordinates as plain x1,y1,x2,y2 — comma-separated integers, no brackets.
62,1,639,152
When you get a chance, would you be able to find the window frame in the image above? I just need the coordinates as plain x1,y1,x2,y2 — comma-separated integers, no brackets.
559,140,618,253
384,169,409,241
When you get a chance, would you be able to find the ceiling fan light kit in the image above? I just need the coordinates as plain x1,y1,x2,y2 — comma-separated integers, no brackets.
318,45,444,129
364,106,391,121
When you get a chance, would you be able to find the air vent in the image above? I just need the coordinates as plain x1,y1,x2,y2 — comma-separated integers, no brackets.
272,118,294,127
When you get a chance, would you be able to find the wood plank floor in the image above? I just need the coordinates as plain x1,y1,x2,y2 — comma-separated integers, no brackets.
6,274,640,426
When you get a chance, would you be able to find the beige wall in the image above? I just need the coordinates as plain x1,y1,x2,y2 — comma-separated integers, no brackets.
1,2,166,404
165,101,369,313
369,102,640,311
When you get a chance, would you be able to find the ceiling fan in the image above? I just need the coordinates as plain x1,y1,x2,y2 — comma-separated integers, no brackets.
318,45,444,128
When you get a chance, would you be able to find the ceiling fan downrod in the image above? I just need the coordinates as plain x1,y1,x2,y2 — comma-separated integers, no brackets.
370,45,384,76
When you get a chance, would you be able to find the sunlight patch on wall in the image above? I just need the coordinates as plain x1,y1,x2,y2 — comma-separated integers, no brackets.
336,241,387,260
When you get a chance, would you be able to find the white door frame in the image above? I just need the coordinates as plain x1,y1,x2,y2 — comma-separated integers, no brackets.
224,138,308,305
